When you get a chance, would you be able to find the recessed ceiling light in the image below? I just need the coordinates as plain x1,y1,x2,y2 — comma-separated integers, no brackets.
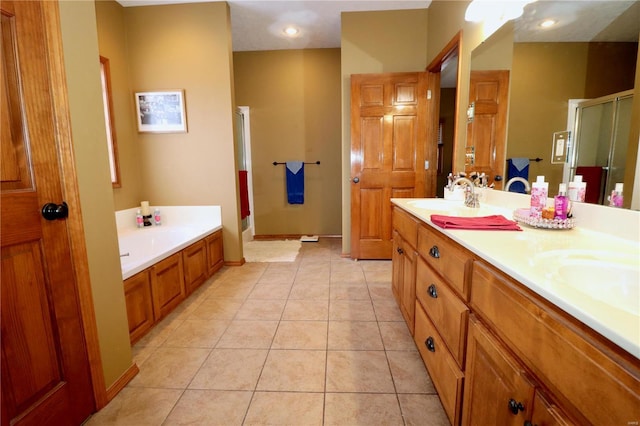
540,19,557,28
283,26,299,37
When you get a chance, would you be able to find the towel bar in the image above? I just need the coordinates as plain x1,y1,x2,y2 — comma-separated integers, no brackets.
273,161,320,166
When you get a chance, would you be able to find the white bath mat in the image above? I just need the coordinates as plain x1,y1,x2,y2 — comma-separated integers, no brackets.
243,240,301,262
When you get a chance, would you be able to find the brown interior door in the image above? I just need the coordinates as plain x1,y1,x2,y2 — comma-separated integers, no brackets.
1,1,95,425
466,70,510,189
350,72,429,259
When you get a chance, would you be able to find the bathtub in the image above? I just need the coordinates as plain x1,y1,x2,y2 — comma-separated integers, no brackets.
116,205,222,280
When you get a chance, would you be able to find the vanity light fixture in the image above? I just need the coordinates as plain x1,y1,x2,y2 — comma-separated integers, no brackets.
283,26,299,37
540,19,557,28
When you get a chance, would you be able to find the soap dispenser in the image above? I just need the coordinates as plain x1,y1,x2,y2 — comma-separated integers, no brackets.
608,183,624,207
554,183,569,220
530,176,548,218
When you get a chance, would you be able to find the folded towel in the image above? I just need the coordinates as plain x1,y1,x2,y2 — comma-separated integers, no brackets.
507,158,529,193
286,161,304,204
239,170,250,219
430,214,522,231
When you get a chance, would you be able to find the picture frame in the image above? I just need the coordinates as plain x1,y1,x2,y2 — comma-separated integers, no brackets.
134,90,187,133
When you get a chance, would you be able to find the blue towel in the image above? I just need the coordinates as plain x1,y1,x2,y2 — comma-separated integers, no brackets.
507,158,529,193
286,161,304,204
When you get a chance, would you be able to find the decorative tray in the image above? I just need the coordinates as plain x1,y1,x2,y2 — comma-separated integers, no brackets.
513,208,576,230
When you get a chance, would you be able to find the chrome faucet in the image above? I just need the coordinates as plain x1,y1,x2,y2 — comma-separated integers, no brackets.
504,177,531,193
452,177,480,208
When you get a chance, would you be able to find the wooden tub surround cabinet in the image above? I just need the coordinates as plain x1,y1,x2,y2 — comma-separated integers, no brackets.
390,199,640,426
124,230,223,344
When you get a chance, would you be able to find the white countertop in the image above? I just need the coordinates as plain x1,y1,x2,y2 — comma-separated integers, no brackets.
391,195,640,359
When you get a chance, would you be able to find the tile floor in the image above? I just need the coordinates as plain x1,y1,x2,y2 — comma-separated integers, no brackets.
86,238,449,426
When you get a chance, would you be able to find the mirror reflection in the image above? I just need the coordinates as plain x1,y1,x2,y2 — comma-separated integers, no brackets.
468,1,639,208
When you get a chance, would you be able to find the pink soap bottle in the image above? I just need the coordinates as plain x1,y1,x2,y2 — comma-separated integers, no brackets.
609,183,624,207
530,176,548,218
554,183,569,220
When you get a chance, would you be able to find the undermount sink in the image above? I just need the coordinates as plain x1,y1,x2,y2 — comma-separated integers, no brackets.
407,199,460,211
406,198,509,218
534,250,640,316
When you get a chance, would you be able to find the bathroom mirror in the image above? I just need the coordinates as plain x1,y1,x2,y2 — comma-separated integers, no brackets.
468,1,639,208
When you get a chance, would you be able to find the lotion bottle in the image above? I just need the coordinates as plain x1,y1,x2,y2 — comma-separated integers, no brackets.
154,208,162,226
136,209,144,228
554,183,569,219
608,183,624,207
568,175,586,202
530,176,548,218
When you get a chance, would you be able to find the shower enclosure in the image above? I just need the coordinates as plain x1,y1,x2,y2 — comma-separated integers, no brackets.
235,106,254,241
566,89,633,205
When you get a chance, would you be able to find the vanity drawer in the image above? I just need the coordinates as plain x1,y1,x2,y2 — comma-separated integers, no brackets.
416,256,469,368
471,260,640,425
414,301,464,426
418,224,472,300
393,207,418,249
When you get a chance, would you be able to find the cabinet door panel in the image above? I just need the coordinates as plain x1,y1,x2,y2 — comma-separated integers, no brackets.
471,261,640,425
206,230,224,275
530,390,574,426
124,270,154,344
183,240,207,294
151,253,185,320
462,315,535,426
392,207,418,248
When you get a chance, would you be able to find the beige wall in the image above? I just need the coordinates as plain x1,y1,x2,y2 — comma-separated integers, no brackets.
123,2,242,261
58,0,133,389
340,9,429,254
95,0,142,211
234,49,342,235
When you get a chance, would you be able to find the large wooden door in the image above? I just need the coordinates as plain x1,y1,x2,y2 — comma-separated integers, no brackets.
466,70,509,189
350,72,430,259
1,1,95,425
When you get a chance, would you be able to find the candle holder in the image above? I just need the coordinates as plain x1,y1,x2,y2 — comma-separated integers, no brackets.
143,214,153,227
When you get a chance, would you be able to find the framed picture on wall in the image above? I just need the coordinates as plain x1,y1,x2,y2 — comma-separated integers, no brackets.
134,90,187,133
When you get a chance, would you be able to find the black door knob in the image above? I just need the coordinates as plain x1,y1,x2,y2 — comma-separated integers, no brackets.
508,398,525,415
42,202,69,221
494,175,503,181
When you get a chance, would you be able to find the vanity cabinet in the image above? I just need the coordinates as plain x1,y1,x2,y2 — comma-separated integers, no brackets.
205,229,224,276
392,207,419,334
151,252,185,320
391,205,640,426
183,239,208,295
123,270,154,344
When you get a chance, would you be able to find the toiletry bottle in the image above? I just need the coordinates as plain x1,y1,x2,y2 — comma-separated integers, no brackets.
154,208,162,226
609,183,624,207
568,175,586,202
554,183,569,220
136,209,144,228
530,176,548,218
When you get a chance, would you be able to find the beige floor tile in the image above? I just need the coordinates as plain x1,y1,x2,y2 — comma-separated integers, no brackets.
216,320,278,349
325,350,395,393
364,269,392,284
256,349,326,392
128,347,209,389
85,387,182,426
244,392,324,426
189,298,244,320
162,319,230,348
387,350,436,393
189,348,268,390
329,300,376,321
247,282,292,299
328,321,384,350
330,267,366,284
282,299,329,320
131,344,157,368
133,313,184,348
329,283,371,300
235,299,286,320
272,320,328,350
289,283,330,300
207,282,255,299
259,265,298,284
367,282,395,300
324,393,403,426
398,394,450,426
379,321,416,350
371,299,405,322
163,390,252,425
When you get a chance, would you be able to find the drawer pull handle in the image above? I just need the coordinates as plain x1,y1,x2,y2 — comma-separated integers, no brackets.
397,247,404,255
508,398,525,415
427,284,438,298
425,337,435,352
429,245,440,259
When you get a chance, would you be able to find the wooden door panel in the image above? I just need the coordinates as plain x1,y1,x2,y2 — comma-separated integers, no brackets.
1,2,95,425
467,70,509,189
351,72,429,259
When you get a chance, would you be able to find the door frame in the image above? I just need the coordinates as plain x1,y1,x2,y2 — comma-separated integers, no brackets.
39,1,108,408
426,31,462,187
